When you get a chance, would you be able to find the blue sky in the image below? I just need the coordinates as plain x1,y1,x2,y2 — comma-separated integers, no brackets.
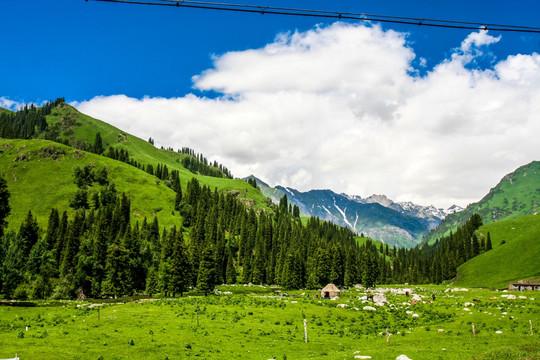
2,0,539,103
2,0,540,208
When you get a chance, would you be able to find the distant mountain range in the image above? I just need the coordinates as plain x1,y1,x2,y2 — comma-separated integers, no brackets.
249,176,462,248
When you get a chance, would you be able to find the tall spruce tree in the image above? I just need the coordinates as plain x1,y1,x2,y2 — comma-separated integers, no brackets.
0,175,10,238
197,246,216,296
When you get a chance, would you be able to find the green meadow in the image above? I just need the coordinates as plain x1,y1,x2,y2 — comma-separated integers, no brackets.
455,214,540,289
1,285,538,359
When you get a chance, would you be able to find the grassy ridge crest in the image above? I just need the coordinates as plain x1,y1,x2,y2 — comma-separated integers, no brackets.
425,161,540,244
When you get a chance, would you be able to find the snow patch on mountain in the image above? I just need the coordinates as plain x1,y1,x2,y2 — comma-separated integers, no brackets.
333,198,354,230
348,194,462,221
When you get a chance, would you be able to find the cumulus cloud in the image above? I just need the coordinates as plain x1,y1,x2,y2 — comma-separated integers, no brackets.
75,23,540,208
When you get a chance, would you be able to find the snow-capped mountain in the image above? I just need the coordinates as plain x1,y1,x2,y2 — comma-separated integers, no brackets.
248,176,463,248
348,194,463,223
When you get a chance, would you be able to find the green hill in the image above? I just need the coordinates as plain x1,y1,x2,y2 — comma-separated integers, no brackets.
43,103,268,207
0,107,13,115
425,161,540,244
0,138,178,230
453,214,540,289
1,102,270,230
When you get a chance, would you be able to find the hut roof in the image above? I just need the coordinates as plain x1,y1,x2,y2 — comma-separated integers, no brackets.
322,283,340,292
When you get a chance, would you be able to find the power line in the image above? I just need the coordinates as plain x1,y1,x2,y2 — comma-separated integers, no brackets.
87,0,540,33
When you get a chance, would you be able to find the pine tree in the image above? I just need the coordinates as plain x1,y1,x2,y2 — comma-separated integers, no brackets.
101,243,130,297
0,175,10,238
486,232,493,251
197,246,216,296
18,210,40,258
168,234,189,297
93,132,104,154
225,249,237,284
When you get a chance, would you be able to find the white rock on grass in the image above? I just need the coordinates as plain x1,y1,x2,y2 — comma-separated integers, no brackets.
412,313,419,318
363,306,377,311
519,296,527,299
507,295,517,300
496,330,503,334
373,294,388,304
337,303,348,308
354,356,372,359
396,355,412,360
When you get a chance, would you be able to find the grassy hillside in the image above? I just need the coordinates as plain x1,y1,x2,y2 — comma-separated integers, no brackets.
0,138,180,230
1,102,272,229
0,107,13,115
454,214,540,289
43,103,269,210
425,161,540,244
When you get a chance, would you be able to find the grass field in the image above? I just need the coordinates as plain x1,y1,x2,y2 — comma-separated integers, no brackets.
1,285,538,359
455,214,540,289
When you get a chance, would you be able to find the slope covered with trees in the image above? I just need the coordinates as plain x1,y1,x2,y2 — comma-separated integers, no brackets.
0,173,392,299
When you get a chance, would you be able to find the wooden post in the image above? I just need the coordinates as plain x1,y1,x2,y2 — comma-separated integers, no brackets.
472,322,476,338
386,328,390,344
530,320,534,336
304,319,308,343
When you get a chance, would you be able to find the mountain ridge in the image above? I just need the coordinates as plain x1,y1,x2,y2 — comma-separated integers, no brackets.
249,175,459,248
424,161,540,244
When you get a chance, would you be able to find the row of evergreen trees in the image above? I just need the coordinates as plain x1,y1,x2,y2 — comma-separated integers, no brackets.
0,170,390,299
0,98,64,139
0,165,494,300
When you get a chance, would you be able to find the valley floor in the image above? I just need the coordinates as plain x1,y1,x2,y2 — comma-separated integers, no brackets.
0,285,539,359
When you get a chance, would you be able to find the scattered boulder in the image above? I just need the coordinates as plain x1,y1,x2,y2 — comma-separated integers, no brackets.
363,306,377,312
373,294,388,306
396,355,412,360
446,288,469,292
438,329,444,333
410,294,422,303
519,296,527,300
354,356,372,359
337,303,348,308
507,295,517,300
496,330,503,334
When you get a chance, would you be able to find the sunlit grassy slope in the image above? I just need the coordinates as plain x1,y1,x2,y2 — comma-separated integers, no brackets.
44,103,267,208
1,103,271,229
0,138,179,230
454,214,540,289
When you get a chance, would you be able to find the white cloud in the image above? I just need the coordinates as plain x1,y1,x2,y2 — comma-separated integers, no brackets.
75,23,540,209
0,97,24,111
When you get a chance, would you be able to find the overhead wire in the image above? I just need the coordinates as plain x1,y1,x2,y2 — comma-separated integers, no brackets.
87,0,540,33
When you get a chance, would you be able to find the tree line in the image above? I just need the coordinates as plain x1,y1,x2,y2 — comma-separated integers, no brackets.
0,162,495,300
0,98,64,139
0,171,389,299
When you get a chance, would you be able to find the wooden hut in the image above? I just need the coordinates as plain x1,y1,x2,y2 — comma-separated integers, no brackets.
508,283,540,291
321,283,340,299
